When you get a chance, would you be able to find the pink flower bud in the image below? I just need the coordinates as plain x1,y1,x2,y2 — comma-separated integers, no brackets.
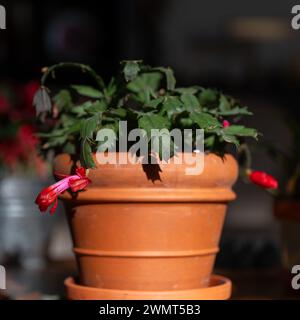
223,120,230,128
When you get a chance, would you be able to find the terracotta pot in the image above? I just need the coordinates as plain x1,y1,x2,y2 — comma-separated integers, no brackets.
65,275,232,300
54,152,238,297
274,199,300,270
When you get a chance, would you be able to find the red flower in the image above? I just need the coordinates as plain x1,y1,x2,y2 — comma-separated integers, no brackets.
248,170,278,189
223,120,230,128
18,125,38,150
35,167,91,214
23,81,40,110
0,142,23,168
0,125,40,169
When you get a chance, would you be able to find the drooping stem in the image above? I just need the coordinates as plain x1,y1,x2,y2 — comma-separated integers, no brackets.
41,62,105,89
238,143,252,172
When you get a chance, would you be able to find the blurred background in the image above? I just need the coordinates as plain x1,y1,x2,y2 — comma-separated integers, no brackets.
0,0,299,299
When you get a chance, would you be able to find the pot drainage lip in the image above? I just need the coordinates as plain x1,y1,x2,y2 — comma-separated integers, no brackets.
73,247,220,257
64,275,232,300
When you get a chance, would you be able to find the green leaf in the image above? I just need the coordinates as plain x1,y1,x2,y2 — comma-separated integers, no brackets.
215,106,252,116
204,135,215,148
138,114,170,137
38,128,66,138
223,125,258,138
64,121,82,136
70,102,89,117
160,96,183,117
80,115,99,139
198,89,218,107
174,87,199,95
43,135,68,148
71,101,107,117
104,77,117,98
33,87,52,116
100,122,120,133
53,90,72,111
127,73,162,103
123,61,141,82
145,97,164,109
85,100,107,114
221,134,240,148
190,112,221,130
219,95,231,112
154,67,176,91
151,132,176,161
80,138,96,168
165,68,176,91
179,117,193,127
181,93,200,112
71,85,103,98
108,108,127,118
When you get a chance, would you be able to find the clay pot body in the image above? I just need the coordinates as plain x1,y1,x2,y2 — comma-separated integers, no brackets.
55,153,238,297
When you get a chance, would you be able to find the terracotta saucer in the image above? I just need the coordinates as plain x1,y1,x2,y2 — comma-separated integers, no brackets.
65,274,231,300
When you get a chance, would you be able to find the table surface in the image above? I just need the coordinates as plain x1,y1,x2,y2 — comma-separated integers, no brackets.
1,261,299,300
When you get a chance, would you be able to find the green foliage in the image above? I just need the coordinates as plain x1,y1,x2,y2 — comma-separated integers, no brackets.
138,114,171,137
122,60,141,82
71,85,103,98
53,89,73,111
35,61,258,168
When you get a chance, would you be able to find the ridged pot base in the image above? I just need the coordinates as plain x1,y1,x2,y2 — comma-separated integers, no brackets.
65,275,231,300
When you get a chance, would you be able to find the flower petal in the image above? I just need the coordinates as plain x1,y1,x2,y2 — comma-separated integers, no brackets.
249,170,278,189
50,197,58,214
69,177,91,193
76,167,86,178
35,167,91,214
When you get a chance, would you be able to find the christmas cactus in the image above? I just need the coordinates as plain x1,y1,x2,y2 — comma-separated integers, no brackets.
33,61,278,213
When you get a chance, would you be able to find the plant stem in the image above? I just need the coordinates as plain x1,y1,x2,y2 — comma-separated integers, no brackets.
239,143,252,170
41,62,105,89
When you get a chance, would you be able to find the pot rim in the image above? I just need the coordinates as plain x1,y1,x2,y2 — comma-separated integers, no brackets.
56,152,238,203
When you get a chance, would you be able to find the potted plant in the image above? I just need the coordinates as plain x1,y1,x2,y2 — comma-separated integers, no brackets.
34,61,277,300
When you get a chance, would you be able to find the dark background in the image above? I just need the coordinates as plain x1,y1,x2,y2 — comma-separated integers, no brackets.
1,0,299,92
0,0,299,299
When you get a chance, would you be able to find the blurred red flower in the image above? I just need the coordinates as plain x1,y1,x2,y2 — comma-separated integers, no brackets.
248,170,278,189
0,94,10,113
22,81,40,111
18,124,38,150
0,81,47,176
